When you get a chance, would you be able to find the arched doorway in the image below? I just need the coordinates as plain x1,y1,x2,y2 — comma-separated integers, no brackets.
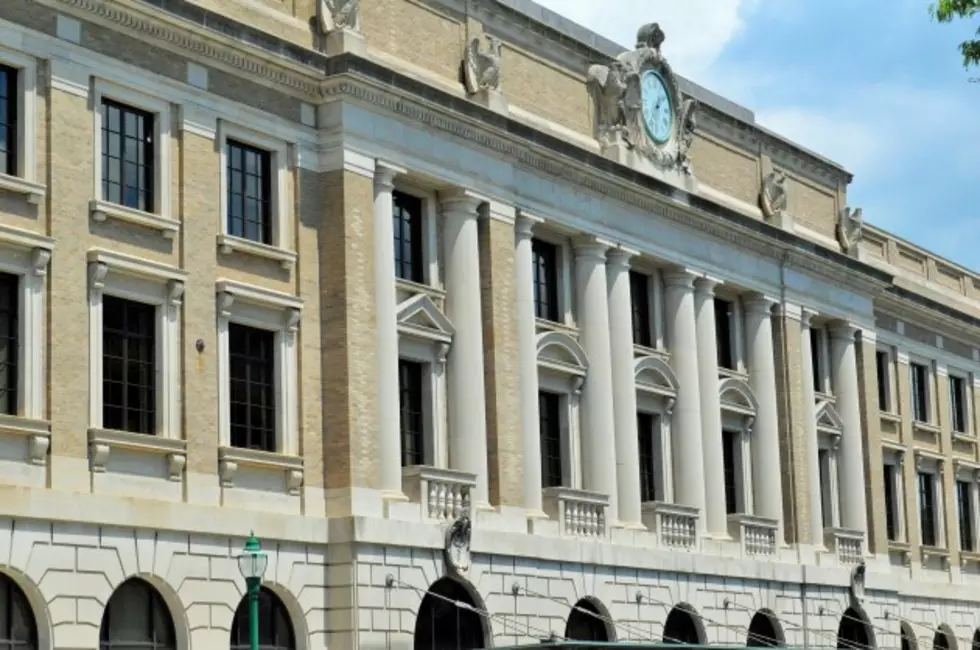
100,578,176,650
414,577,486,650
747,610,782,647
972,629,980,650
934,626,955,650
900,622,918,650
0,573,37,650
230,586,295,650
837,607,873,650
565,599,611,642
663,604,704,645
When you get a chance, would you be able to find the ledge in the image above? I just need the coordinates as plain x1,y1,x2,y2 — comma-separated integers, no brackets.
535,318,579,337
921,545,950,569
960,550,980,567
0,415,50,465
879,411,902,424
217,233,296,270
395,278,447,303
952,432,977,446
87,428,187,481
0,173,45,204
912,420,941,436
217,446,304,495
90,199,180,238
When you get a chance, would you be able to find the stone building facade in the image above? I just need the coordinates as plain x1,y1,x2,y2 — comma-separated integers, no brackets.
0,0,978,649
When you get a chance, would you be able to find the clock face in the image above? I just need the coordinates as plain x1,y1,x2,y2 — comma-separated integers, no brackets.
640,70,674,145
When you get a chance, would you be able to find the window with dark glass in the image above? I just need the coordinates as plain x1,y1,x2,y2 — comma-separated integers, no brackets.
99,578,175,650
230,587,295,650
532,239,559,322
715,298,735,370
876,350,890,411
637,412,659,502
810,328,825,392
102,296,155,434
958,480,974,552
630,271,652,347
398,359,425,466
0,273,17,417
950,375,968,434
722,429,738,514
101,99,154,212
0,573,36,650
0,65,17,177
918,471,937,547
392,191,424,283
539,391,562,488
226,139,272,244
229,323,276,452
911,362,929,422
883,463,898,541
818,448,832,526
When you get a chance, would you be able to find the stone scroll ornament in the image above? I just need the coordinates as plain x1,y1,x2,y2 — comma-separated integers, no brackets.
837,206,864,255
586,22,698,174
464,34,502,95
316,0,359,34
443,506,473,576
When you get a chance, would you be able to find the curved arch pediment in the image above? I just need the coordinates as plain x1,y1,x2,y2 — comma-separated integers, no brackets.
397,294,455,344
634,355,678,396
719,377,758,415
815,400,844,433
536,331,589,376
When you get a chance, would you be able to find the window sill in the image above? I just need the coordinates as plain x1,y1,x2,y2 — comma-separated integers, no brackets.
879,411,902,424
0,414,51,465
535,318,579,337
0,173,45,204
888,540,912,566
912,420,941,436
395,278,446,304
88,428,186,481
218,446,304,495
217,234,296,270
960,550,980,567
921,545,950,569
718,367,750,382
953,432,977,445
90,199,180,239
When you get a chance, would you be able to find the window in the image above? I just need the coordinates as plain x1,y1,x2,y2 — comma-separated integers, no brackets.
715,298,735,371
950,375,968,434
818,449,833,527
0,273,17,416
637,412,659,502
226,139,272,245
228,323,276,452
230,587,295,650
883,464,898,541
630,271,652,347
958,480,974,552
393,191,424,283
398,359,425,466
722,429,739,514
532,239,559,322
102,296,156,434
0,573,36,650
539,391,563,488
0,65,16,177
100,99,154,213
99,579,175,650
910,363,930,423
876,350,890,411
810,327,831,394
918,471,937,547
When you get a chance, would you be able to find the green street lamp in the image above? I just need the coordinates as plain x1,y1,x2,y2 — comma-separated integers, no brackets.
237,533,268,650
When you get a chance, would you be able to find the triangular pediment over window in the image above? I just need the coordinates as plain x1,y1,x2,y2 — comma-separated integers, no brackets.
815,400,844,432
397,294,455,344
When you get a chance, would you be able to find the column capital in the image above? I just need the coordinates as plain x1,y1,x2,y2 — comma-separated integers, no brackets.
799,306,819,328
662,268,699,290
743,293,778,316
515,210,543,239
694,276,721,297
828,321,860,341
440,188,486,219
606,246,639,271
482,200,516,225
373,160,405,189
571,235,612,260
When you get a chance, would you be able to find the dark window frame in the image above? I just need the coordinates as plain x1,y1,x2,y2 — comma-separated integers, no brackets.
950,374,968,434
539,391,563,488
918,471,938,547
810,327,826,392
722,429,739,514
531,239,560,322
630,271,652,348
226,138,273,245
883,463,898,542
101,98,155,213
0,64,18,178
398,358,425,467
875,349,890,412
230,587,295,650
228,322,277,453
99,578,175,650
958,479,974,552
392,190,425,284
637,411,658,503
0,273,17,417
102,295,156,435
0,572,36,648
910,362,930,423
714,298,735,371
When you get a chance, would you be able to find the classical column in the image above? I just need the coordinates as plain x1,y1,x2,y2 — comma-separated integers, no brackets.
693,277,726,536
573,237,620,522
515,212,545,516
607,247,643,528
663,270,706,523
830,322,869,534
800,308,824,545
372,162,406,499
442,191,491,506
744,295,784,534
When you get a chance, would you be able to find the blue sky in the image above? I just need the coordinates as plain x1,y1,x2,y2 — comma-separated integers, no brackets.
534,0,980,270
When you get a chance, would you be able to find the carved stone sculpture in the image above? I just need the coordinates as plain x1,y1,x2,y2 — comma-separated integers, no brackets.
759,169,788,222
443,507,472,576
837,206,864,255
464,35,502,95
586,61,629,147
316,0,359,34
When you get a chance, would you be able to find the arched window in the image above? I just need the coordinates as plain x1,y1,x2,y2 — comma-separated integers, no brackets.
837,607,872,650
100,578,175,650
747,610,782,647
565,599,610,642
230,587,295,650
901,622,918,650
0,574,36,650
663,604,703,645
934,628,953,650
414,578,486,650
972,629,980,650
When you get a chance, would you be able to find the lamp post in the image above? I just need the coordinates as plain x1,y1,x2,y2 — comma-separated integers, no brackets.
237,532,268,650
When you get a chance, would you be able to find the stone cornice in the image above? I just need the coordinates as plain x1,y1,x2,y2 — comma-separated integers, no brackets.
877,287,980,345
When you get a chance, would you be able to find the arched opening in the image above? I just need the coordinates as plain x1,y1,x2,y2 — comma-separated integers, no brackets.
100,578,176,650
747,610,782,647
564,599,611,642
663,604,704,645
414,577,486,650
972,629,980,650
230,587,295,650
0,573,37,650
934,627,955,650
900,622,917,650
837,607,873,650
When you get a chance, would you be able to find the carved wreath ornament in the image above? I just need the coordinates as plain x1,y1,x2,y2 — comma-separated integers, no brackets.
443,508,473,576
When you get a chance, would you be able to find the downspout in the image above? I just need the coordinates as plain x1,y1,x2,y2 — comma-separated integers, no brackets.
801,566,811,650
778,252,799,553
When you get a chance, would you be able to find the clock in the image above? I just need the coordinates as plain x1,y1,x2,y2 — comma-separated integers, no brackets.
640,69,674,145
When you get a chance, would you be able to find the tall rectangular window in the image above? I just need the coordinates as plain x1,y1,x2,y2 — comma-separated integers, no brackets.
226,140,272,244
918,471,937,547
0,273,18,416
228,323,276,452
876,350,890,411
637,412,658,502
630,271,652,347
911,363,929,423
101,99,154,212
958,480,974,552
722,429,738,514
810,328,826,392
818,449,832,527
392,191,424,283
102,296,156,434
539,392,563,488
883,464,898,542
0,65,17,177
950,375,968,434
531,240,559,322
715,299,735,370
398,359,425,466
